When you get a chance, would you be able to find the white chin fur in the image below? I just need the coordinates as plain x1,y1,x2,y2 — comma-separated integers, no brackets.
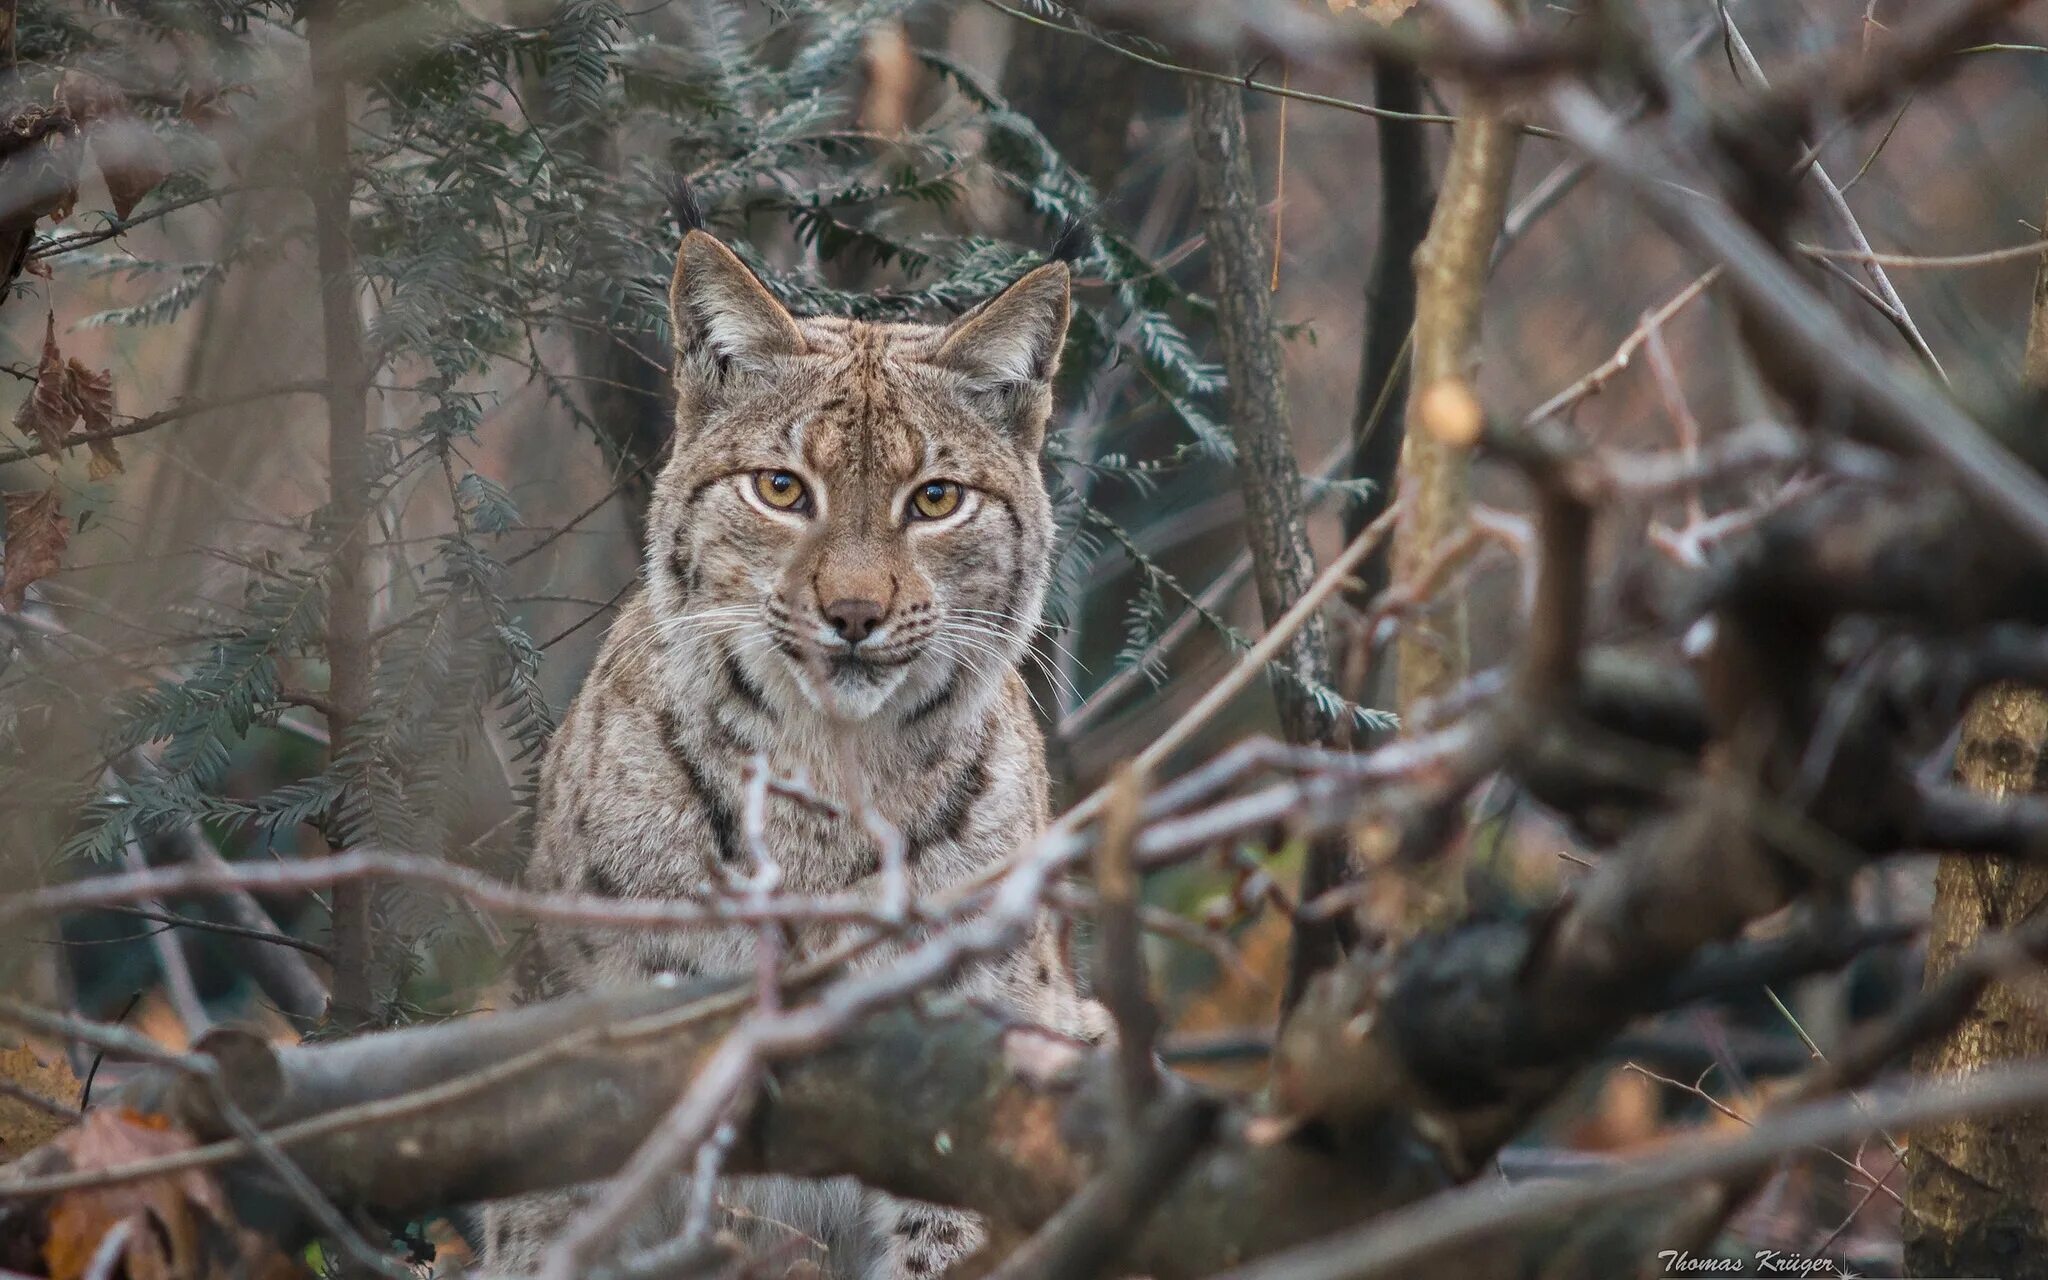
790,662,909,721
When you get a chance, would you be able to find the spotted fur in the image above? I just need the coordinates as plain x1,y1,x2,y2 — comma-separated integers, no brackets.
482,231,1105,1279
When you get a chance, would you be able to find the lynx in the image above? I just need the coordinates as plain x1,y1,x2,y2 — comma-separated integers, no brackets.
481,223,1103,1279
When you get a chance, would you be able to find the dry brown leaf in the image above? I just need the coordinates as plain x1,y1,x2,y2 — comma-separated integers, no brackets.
168,29,245,131
54,70,171,220
41,132,81,223
52,70,127,127
3,486,70,611
38,1107,307,1280
0,1040,80,1156
11,316,121,473
66,358,121,477
131,993,194,1055
85,438,124,480
179,81,254,173
1170,909,1287,1092
66,359,113,433
15,313,75,455
92,116,172,220
41,1109,218,1280
180,82,252,129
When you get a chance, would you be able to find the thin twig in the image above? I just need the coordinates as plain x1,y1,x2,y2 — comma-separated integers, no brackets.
1800,238,2048,269
0,381,328,467
1094,766,1160,1120
1524,270,1720,424
1721,11,1947,380
0,1079,77,1122
972,0,1559,134
97,905,331,959
1206,1059,2048,1280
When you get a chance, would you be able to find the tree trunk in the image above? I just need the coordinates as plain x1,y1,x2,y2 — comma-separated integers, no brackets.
306,0,374,1028
1388,100,1517,721
1185,79,1333,751
1343,63,1435,619
1903,199,2048,1279
1185,78,1346,1008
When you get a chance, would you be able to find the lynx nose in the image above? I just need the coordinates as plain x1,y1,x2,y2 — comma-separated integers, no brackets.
823,597,886,644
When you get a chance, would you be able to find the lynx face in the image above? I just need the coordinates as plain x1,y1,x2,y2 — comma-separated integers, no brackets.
642,232,1070,721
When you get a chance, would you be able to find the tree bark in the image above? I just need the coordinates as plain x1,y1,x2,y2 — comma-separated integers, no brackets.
1186,79,1333,749
1388,100,1517,722
1903,198,2048,1280
1361,92,1517,945
0,985,1441,1280
1185,78,1346,1008
306,0,374,1028
1343,63,1435,617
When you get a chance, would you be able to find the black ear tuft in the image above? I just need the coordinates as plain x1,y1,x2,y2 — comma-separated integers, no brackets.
668,173,706,235
1048,217,1092,267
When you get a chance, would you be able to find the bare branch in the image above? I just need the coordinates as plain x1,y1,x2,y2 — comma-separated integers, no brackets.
1092,766,1160,1118
0,381,328,467
1208,1059,2048,1280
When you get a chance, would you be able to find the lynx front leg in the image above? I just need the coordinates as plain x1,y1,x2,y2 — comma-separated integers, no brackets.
866,1194,986,1279
478,1186,593,1271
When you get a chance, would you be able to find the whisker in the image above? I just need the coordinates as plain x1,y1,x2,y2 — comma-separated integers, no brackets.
943,622,1085,702
931,636,1052,721
946,609,1091,674
601,605,760,656
609,617,762,670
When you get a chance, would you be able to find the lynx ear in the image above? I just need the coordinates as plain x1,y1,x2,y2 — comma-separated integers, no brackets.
668,230,805,376
934,262,1071,392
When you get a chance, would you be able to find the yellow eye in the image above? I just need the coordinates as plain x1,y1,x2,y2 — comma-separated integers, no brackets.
754,470,809,512
909,481,963,521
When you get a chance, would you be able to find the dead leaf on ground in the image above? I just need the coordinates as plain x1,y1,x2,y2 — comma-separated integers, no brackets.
39,1107,305,1280
3,486,71,611
0,1040,80,1156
